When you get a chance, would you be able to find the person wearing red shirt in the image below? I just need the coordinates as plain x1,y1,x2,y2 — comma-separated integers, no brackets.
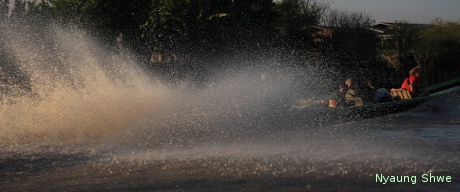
393,66,422,97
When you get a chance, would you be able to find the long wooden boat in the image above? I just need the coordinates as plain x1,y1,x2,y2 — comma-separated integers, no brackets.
287,77,460,126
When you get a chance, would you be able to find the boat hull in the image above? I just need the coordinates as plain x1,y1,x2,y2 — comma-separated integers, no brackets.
287,86,460,127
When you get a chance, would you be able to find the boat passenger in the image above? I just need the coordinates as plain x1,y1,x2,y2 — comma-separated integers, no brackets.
343,78,362,105
375,88,392,103
362,77,376,103
328,83,345,107
392,66,422,97
336,84,347,104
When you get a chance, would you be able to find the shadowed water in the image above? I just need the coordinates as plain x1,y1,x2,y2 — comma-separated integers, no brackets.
1,21,460,191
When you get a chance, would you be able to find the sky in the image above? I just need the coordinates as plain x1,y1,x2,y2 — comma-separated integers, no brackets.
328,0,460,24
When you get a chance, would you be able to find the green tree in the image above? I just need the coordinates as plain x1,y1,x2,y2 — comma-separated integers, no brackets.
142,0,278,60
414,20,460,71
143,0,190,52
275,0,328,48
48,0,152,53
380,21,423,72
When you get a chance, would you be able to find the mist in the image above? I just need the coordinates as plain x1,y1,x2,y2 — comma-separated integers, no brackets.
0,20,332,149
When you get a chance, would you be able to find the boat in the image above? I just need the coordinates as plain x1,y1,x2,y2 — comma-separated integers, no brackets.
289,77,460,125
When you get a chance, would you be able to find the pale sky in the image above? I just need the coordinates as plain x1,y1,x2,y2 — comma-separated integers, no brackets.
328,0,460,24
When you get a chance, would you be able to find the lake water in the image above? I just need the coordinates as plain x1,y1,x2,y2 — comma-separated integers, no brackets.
1,92,459,191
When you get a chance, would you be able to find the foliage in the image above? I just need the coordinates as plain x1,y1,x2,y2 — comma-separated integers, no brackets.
142,0,190,52
414,20,460,71
12,0,460,82
45,0,151,54
275,0,328,47
316,8,376,74
49,0,150,29
379,21,424,71
377,20,460,72
143,0,278,52
7,0,338,62
323,9,374,28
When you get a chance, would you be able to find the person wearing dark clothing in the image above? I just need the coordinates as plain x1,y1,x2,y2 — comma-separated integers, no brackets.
362,78,376,103
375,88,393,103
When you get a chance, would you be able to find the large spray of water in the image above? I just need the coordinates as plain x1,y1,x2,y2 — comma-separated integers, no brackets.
0,23,173,145
0,21,329,149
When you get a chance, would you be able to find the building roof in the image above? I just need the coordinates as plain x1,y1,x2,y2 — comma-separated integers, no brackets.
312,25,381,34
365,22,434,35
376,22,433,28
313,22,434,37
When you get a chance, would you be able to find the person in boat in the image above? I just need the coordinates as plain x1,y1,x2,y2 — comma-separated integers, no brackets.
375,88,393,103
362,77,376,103
391,66,422,97
328,82,346,106
342,78,362,105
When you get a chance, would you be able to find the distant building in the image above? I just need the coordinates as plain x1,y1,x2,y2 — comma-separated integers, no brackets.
311,25,379,66
365,22,434,68
365,22,433,43
310,22,434,68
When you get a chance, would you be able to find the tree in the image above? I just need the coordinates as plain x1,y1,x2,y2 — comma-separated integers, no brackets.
414,19,460,71
275,0,328,48
379,21,423,72
317,8,376,73
143,0,190,53
142,0,279,60
322,9,374,28
48,0,152,53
